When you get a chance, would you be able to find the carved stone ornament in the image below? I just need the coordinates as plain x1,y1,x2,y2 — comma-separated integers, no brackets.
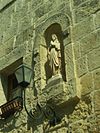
44,105,55,119
30,103,44,121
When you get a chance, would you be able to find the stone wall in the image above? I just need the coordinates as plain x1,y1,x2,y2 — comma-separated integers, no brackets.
0,0,100,133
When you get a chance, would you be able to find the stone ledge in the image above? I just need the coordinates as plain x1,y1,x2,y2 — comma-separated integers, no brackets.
39,75,79,109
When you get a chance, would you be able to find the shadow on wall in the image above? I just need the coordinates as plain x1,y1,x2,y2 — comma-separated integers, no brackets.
0,75,8,101
0,112,22,133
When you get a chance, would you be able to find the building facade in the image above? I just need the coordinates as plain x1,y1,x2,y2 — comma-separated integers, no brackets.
0,0,100,132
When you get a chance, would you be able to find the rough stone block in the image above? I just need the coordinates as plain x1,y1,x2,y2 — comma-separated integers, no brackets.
95,11,100,29
0,34,3,44
31,0,42,10
11,12,18,26
40,77,64,104
73,0,86,7
2,23,18,43
23,53,32,68
39,76,79,109
93,68,100,90
87,46,100,71
0,37,14,58
15,32,24,47
0,44,26,71
80,29,100,56
76,56,88,77
4,37,14,54
65,62,74,81
27,25,35,39
34,63,41,81
72,16,94,41
64,44,74,80
0,45,4,58
0,3,14,34
64,44,73,63
94,91,100,111
74,0,100,23
1,14,11,31
35,2,53,18
67,78,76,96
57,127,67,133
26,39,33,53
15,1,28,19
80,73,94,96
18,15,31,33
73,41,81,60
15,25,34,48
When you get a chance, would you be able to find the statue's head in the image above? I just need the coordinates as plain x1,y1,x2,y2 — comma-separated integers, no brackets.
51,34,57,41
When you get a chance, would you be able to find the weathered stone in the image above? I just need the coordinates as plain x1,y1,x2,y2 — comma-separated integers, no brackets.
18,14,31,33
0,3,14,35
68,78,76,96
64,44,74,80
74,0,100,23
73,41,81,59
80,29,100,55
93,68,100,90
0,0,100,132
87,46,100,71
72,16,94,41
26,39,34,53
15,26,34,48
95,11,100,29
57,127,67,133
0,37,14,58
15,32,24,47
94,91,100,111
14,0,23,12
76,56,88,77
3,37,14,54
80,73,94,96
2,23,18,43
40,76,79,110
73,0,86,7
35,2,53,18
31,0,43,10
34,61,41,76
0,34,3,44
0,45,4,58
15,1,28,20
0,44,26,71
23,53,33,68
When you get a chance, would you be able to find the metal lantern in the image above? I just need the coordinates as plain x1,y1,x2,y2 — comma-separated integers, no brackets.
15,64,32,88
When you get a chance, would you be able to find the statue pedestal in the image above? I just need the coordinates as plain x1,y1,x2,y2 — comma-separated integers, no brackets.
39,75,79,110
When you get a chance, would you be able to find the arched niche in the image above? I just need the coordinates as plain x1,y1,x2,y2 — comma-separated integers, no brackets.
35,13,70,34
33,13,70,91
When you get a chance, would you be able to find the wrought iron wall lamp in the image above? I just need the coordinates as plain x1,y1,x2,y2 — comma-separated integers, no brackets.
15,64,34,118
15,64,60,126
15,64,33,88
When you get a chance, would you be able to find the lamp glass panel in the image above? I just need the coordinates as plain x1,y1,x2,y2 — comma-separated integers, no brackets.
24,66,32,83
15,67,24,84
